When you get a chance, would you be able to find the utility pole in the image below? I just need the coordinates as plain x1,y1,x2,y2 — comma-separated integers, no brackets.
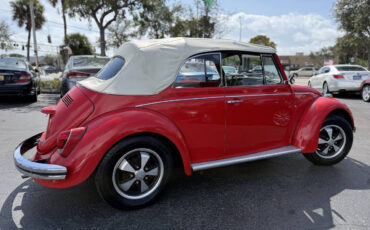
29,0,39,67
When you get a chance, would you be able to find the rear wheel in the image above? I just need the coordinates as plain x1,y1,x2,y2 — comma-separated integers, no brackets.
303,115,353,165
362,84,370,102
95,136,173,210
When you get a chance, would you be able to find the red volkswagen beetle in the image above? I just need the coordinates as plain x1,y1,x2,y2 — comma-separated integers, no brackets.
14,38,355,209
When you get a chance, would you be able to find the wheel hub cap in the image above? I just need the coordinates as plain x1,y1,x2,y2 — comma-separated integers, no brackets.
316,125,346,159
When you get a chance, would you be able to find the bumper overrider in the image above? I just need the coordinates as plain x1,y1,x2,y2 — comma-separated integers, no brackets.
13,133,67,180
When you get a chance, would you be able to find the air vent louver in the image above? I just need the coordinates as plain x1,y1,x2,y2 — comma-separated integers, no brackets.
62,94,74,107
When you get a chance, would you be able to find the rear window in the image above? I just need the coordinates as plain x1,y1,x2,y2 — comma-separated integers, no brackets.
0,58,26,69
95,57,125,80
335,66,367,71
72,56,110,68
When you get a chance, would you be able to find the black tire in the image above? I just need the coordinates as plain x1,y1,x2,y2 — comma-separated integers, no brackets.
95,136,173,210
303,115,353,165
361,84,370,102
322,82,330,94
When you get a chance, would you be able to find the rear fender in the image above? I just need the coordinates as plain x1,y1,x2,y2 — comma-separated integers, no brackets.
292,97,354,153
40,108,191,188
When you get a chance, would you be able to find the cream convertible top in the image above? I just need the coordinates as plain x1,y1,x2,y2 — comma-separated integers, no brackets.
79,38,276,95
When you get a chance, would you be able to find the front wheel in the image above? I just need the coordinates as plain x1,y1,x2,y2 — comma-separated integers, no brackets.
322,82,330,94
303,115,353,165
362,84,370,102
95,136,173,210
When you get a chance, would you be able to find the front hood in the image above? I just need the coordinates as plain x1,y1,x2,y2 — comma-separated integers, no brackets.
37,86,94,153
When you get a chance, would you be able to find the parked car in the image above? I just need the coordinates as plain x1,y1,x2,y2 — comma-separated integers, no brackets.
290,66,316,78
0,57,40,102
14,38,355,210
308,65,370,94
360,78,370,102
41,65,57,73
60,55,110,97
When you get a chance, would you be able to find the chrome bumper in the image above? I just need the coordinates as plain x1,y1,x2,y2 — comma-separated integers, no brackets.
13,133,67,180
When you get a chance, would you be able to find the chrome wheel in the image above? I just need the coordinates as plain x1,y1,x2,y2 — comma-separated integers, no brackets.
112,148,164,200
362,85,370,102
316,125,346,159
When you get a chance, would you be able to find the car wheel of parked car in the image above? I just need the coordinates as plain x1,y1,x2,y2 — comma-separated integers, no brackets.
362,85,370,102
303,115,353,165
322,82,330,94
95,136,173,210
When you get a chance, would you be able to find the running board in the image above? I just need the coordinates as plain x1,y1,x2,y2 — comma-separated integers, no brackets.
191,145,301,172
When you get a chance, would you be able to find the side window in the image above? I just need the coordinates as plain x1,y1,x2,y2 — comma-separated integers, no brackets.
174,53,221,88
262,56,283,85
223,53,263,86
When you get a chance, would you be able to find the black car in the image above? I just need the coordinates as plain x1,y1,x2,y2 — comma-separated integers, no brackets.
0,57,40,102
60,55,110,97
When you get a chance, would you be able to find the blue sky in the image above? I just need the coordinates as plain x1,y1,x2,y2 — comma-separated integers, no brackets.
0,0,342,56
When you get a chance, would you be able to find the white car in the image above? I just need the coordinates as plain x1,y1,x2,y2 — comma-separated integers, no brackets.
308,65,370,94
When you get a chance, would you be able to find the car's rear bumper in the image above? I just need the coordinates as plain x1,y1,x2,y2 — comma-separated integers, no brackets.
0,82,34,96
329,80,362,92
13,133,67,180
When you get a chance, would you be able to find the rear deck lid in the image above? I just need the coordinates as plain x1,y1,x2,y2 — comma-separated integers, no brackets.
37,86,94,153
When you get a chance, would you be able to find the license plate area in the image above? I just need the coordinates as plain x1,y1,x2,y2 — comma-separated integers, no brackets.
353,75,361,80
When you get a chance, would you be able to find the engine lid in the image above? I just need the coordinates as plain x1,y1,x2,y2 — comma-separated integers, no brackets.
37,86,94,153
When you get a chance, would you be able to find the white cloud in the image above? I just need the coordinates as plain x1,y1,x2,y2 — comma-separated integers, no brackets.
217,12,343,55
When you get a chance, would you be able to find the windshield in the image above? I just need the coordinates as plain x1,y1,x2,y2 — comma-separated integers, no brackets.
335,66,367,71
0,58,26,69
72,56,110,68
95,57,125,80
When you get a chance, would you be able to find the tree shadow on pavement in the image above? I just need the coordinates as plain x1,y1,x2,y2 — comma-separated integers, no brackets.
1,156,369,230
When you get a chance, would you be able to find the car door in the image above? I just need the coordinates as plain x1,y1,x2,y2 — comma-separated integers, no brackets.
224,53,295,157
161,53,225,163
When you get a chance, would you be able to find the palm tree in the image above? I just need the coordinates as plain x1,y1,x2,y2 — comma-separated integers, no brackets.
48,0,69,41
10,0,45,61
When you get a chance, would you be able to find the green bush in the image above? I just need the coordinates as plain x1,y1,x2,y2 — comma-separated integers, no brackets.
40,78,61,92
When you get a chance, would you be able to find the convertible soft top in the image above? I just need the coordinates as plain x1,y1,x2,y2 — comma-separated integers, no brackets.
79,37,276,95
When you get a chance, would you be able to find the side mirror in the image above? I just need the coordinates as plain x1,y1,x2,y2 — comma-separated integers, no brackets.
288,74,295,84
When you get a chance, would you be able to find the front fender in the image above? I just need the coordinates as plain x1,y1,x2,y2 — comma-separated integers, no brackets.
38,108,191,188
292,97,354,153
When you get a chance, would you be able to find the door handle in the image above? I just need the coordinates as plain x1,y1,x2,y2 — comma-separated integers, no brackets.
227,99,244,104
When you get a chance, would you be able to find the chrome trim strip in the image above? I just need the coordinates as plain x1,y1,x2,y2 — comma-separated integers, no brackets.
136,93,293,107
191,145,301,171
13,133,67,180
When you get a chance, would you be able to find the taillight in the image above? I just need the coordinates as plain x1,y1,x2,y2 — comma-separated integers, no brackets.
333,75,344,79
17,74,31,83
57,127,87,157
67,72,90,78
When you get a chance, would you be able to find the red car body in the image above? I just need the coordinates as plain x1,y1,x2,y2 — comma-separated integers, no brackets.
13,39,355,209
20,53,353,189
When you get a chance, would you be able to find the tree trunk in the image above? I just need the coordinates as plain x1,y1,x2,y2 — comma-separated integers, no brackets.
100,27,106,56
62,2,67,41
368,38,370,69
27,28,31,61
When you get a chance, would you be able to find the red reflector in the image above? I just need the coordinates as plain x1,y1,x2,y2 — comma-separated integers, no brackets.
57,130,71,150
17,74,31,83
67,72,90,78
333,75,344,79
57,127,87,157
41,105,56,115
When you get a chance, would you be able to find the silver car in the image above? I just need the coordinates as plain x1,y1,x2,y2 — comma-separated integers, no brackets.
308,65,370,94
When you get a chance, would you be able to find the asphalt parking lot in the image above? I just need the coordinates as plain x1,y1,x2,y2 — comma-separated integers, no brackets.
0,89,369,229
